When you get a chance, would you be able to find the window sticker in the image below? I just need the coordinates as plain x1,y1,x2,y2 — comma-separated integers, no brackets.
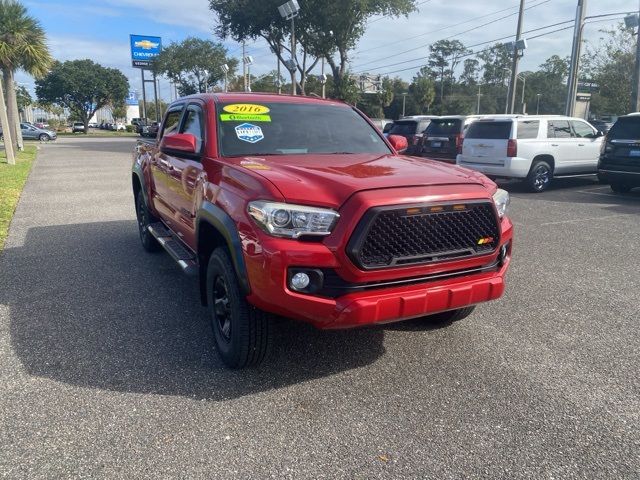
235,123,264,143
223,104,270,115
220,113,271,122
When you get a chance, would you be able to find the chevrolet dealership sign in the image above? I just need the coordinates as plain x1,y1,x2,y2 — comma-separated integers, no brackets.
130,34,162,69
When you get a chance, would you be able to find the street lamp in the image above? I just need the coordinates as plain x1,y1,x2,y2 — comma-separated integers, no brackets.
220,64,229,93
243,56,253,92
401,92,408,117
278,0,301,95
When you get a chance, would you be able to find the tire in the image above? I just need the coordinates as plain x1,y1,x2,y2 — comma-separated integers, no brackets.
206,247,271,368
525,160,553,192
135,192,161,252
610,182,631,194
425,306,476,324
39,133,50,142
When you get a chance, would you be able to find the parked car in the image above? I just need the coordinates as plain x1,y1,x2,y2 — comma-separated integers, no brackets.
386,115,438,154
20,122,57,142
132,93,513,368
419,115,486,162
598,114,640,193
88,122,99,128
72,122,85,133
108,122,126,131
368,118,393,132
589,119,613,134
457,115,604,192
140,122,159,138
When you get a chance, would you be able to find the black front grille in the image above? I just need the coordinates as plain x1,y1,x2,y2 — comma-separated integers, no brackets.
348,202,500,269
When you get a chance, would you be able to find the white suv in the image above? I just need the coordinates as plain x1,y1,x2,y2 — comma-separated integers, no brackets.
456,115,604,192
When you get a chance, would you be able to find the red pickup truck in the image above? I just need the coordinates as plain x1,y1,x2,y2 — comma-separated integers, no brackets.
132,93,513,368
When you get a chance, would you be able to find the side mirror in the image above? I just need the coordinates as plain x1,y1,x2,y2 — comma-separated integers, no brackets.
596,130,605,137
160,133,198,154
387,134,408,154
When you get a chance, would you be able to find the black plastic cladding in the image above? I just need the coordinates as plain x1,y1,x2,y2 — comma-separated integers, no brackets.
348,202,501,270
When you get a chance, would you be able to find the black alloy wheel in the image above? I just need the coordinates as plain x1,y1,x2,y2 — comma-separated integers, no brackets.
206,247,271,368
213,276,232,342
526,160,553,192
135,193,160,252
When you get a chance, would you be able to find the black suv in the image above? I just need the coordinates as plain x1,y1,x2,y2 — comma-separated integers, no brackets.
386,116,437,155
598,115,640,193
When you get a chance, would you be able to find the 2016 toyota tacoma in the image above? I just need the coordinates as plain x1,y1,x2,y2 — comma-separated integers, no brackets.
132,93,513,368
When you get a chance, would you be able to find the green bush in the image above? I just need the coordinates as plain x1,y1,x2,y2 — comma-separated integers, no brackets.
125,125,135,133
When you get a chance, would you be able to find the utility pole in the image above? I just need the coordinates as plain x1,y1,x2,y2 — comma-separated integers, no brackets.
507,0,526,114
536,93,542,115
632,2,640,112
242,41,247,92
0,76,15,165
290,16,297,95
321,57,326,99
565,0,587,116
402,93,408,117
476,85,482,114
277,43,282,94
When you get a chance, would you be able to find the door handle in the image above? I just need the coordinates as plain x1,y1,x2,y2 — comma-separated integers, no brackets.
578,144,585,146
551,144,559,147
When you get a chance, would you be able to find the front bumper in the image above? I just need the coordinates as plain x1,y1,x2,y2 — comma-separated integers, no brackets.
243,216,513,330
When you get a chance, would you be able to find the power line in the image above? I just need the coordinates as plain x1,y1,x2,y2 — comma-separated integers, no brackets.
354,0,548,58
352,0,551,70
353,17,575,75
367,0,432,25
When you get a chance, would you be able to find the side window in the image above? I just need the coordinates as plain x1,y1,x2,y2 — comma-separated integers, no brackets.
550,120,573,139
161,105,184,138
180,104,204,153
571,121,596,138
517,120,540,139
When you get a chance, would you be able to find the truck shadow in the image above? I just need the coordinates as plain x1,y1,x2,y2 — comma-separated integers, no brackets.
1,221,384,401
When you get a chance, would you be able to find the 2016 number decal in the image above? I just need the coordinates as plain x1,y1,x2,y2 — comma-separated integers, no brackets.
223,104,270,115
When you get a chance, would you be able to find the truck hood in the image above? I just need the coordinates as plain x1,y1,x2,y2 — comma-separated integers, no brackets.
227,153,492,208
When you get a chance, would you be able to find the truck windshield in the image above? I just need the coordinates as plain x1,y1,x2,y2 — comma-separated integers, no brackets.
217,102,391,156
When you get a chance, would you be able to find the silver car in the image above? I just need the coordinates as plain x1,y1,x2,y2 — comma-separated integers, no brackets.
20,122,57,142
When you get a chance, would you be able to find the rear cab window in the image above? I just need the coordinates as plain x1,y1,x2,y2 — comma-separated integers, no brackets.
608,117,640,140
426,119,462,136
466,121,512,139
216,101,390,157
517,120,540,139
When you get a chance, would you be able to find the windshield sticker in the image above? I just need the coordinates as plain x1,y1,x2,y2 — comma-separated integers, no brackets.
220,113,271,122
223,104,270,115
235,123,264,143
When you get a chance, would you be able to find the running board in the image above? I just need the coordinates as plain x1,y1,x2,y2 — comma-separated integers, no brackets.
147,223,198,276
554,173,598,178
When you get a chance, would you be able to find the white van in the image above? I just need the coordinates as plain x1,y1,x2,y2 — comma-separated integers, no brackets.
457,115,604,192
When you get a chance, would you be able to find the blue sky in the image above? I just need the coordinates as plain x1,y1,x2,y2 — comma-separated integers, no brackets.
17,0,637,102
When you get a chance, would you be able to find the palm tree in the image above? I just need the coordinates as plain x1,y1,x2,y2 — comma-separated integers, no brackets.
0,0,52,151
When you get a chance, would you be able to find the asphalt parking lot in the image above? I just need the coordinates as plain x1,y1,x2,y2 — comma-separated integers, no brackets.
1,137,639,479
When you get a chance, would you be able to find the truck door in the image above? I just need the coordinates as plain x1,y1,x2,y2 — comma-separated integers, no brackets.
161,102,206,246
150,104,185,224
570,120,601,173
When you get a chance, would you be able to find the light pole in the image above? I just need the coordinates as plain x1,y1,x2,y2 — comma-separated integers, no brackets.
220,64,229,93
278,0,301,95
507,0,527,114
476,85,482,114
244,56,254,92
402,92,408,117
565,0,587,116
536,93,542,115
626,8,640,111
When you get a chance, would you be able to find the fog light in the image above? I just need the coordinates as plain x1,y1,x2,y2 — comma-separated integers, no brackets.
290,272,310,290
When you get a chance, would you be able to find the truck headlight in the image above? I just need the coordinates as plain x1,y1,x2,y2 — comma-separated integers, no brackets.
492,189,510,218
248,201,340,239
